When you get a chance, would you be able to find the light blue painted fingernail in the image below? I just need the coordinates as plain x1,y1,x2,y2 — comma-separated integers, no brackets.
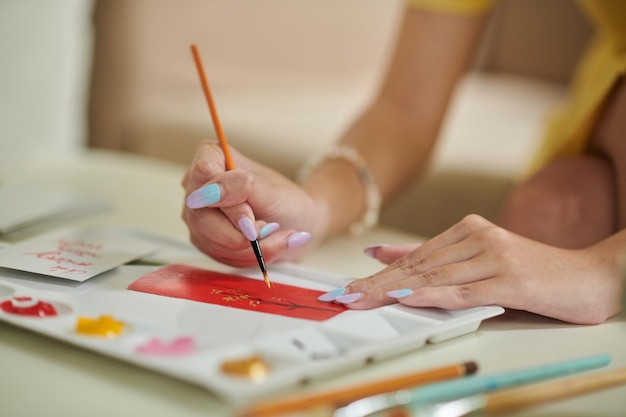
287,231,311,249
335,293,363,304
237,217,258,241
259,222,280,239
318,287,346,302
186,183,221,208
387,289,413,299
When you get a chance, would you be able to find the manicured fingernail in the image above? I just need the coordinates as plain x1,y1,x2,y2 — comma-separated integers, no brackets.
317,287,346,302
335,293,363,304
186,183,221,208
259,222,280,239
237,217,258,241
363,244,389,258
387,289,413,299
287,231,311,249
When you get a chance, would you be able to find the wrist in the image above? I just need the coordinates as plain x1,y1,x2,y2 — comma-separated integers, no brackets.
298,145,381,237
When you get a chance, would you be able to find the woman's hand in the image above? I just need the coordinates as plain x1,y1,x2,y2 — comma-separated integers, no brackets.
319,214,624,324
181,140,323,267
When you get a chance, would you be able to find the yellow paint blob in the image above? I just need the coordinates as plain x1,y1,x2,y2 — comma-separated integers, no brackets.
75,314,125,338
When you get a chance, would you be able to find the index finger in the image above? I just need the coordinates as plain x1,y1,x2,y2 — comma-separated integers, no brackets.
396,214,493,263
350,215,493,292
185,140,228,189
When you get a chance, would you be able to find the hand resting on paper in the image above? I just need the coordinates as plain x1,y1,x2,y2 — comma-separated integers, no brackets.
318,215,625,325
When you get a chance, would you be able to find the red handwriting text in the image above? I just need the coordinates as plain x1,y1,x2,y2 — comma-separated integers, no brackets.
26,238,103,275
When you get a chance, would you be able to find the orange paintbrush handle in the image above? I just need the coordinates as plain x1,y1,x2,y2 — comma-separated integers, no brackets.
190,43,235,171
239,361,478,417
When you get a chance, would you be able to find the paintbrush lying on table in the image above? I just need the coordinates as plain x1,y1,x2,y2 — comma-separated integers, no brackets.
389,367,626,417
334,354,611,417
239,361,478,417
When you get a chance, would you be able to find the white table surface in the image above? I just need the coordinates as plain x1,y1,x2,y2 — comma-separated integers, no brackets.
1,150,625,417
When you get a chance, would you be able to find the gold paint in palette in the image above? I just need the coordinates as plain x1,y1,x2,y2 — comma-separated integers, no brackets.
75,315,125,338
220,355,271,381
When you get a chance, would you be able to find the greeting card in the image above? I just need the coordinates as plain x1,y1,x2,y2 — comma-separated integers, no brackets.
0,227,157,281
128,264,346,321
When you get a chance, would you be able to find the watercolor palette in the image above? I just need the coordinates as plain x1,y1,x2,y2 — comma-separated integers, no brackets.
0,256,504,404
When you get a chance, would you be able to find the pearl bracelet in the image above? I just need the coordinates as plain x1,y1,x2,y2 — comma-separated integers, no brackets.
297,145,381,236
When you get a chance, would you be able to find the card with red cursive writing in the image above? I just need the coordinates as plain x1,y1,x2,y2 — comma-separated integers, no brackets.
0,227,157,281
128,264,347,321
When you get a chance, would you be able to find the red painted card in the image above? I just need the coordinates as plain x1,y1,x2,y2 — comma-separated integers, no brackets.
128,264,346,321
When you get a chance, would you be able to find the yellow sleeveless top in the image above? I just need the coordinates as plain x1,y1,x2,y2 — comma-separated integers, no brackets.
407,0,626,176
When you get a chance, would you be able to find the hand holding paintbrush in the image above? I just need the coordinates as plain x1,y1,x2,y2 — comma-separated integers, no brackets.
188,44,271,286
184,44,315,279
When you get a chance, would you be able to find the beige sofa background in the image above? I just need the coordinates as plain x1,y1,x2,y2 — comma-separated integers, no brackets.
88,0,591,238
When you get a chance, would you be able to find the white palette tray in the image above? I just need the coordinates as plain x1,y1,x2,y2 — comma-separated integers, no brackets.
0,261,504,404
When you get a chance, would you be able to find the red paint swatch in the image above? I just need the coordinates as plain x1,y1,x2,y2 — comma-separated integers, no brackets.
128,264,346,321
1,297,57,318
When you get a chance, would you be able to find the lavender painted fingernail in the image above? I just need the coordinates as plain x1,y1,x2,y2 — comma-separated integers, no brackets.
317,287,346,302
363,244,389,258
387,289,413,299
335,293,363,304
259,222,280,239
237,217,258,241
186,183,221,208
287,231,311,249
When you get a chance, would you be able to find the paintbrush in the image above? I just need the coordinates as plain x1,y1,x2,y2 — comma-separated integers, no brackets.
190,44,271,288
238,361,478,417
401,367,626,417
334,354,611,417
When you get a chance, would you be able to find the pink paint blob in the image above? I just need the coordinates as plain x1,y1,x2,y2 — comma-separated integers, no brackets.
136,336,196,357
0,296,57,317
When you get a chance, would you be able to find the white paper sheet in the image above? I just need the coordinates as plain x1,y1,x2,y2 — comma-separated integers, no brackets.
0,227,158,281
